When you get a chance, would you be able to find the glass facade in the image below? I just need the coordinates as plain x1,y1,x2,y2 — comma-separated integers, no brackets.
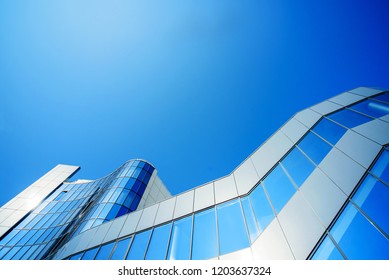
0,89,388,260
0,160,155,260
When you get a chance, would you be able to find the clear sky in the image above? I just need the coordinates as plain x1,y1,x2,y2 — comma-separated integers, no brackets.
1,1,389,207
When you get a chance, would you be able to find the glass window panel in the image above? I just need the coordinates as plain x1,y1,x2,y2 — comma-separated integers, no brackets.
145,223,172,260
350,99,389,118
123,191,135,208
281,147,315,187
312,118,347,145
370,149,389,185
116,189,130,205
298,132,332,165
192,208,218,260
2,246,21,260
370,93,389,104
99,203,114,219
117,206,129,218
330,204,389,259
311,236,344,260
352,175,389,235
91,204,105,219
327,108,372,128
262,165,296,213
0,230,19,246
111,237,132,260
81,247,99,260
130,195,141,211
217,199,250,256
69,252,84,260
249,185,274,231
12,246,30,260
28,230,45,245
167,216,192,260
0,247,11,259
18,229,37,245
126,230,151,260
7,230,27,246
106,204,121,220
109,188,123,203
54,191,67,201
95,242,115,260
20,245,38,260
241,197,260,243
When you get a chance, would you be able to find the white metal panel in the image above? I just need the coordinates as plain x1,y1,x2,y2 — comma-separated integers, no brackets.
293,108,322,128
173,190,194,219
154,197,176,226
214,174,238,204
102,215,127,243
299,168,347,228
380,114,389,123
310,101,342,115
233,158,259,195
277,192,325,260
219,247,253,260
251,219,294,260
136,203,159,231
335,130,381,169
348,87,384,97
119,210,143,237
319,148,366,196
251,131,294,180
194,183,215,212
328,92,365,106
353,119,389,146
281,117,309,143
87,221,112,249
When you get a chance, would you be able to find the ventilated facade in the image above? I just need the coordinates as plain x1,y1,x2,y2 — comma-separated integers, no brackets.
0,87,388,260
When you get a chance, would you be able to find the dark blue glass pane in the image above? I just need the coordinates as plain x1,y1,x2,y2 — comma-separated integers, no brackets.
350,99,389,118
126,230,151,260
330,204,389,259
371,93,389,103
312,118,347,145
81,247,99,260
130,195,141,211
145,223,172,260
241,197,260,243
116,189,130,205
327,108,372,128
167,216,192,260
262,165,296,213
123,191,135,208
106,204,121,220
311,236,344,260
370,149,389,185
95,242,115,260
192,208,218,260
217,199,250,255
353,175,389,235
111,237,132,260
298,132,332,165
117,206,129,218
249,185,274,231
69,252,84,260
281,147,315,187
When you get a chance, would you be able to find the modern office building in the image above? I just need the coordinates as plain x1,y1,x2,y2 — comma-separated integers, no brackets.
0,86,388,260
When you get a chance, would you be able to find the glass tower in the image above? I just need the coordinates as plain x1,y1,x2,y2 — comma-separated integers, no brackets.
0,87,388,260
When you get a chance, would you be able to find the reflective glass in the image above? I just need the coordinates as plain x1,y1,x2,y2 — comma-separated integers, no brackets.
353,175,389,235
126,230,151,260
69,252,84,260
281,147,315,187
167,216,192,260
111,237,132,260
81,247,99,260
370,149,389,184
330,204,389,259
145,223,172,260
0,230,18,246
327,108,372,128
350,100,389,118
262,165,296,213
249,185,274,230
106,204,121,220
95,242,115,260
311,236,344,260
217,199,250,255
192,208,218,260
298,132,331,165
12,246,30,260
0,247,10,259
2,246,21,260
370,93,389,103
241,197,260,243
312,118,347,145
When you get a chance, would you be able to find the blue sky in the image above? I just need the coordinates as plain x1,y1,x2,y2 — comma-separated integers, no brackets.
1,1,389,207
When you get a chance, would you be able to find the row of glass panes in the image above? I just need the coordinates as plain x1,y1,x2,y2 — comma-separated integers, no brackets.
312,147,389,259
